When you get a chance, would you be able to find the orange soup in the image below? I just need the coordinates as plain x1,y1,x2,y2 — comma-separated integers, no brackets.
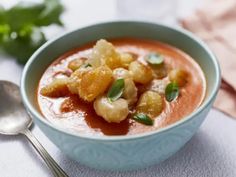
37,38,206,136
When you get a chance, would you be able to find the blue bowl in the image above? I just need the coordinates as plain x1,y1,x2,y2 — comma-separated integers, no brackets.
21,21,220,171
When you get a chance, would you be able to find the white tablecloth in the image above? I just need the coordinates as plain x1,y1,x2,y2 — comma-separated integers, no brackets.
1,1,236,177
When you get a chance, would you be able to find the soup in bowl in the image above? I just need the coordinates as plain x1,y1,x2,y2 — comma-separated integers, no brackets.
21,21,220,171
38,38,206,136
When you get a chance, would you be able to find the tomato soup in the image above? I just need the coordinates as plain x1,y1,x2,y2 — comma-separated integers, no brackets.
37,38,206,136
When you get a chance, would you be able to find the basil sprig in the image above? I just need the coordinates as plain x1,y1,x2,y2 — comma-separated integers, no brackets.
132,113,153,126
146,53,164,66
107,78,125,102
165,82,179,102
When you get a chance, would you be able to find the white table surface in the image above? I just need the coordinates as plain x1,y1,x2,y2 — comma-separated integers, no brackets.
0,0,236,177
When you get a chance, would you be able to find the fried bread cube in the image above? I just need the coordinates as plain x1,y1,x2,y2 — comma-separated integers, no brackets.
129,61,153,84
136,91,163,118
120,52,135,68
89,39,121,69
151,63,168,79
78,66,113,102
68,57,87,71
123,78,138,105
113,68,132,80
169,69,188,87
67,67,91,95
40,78,69,97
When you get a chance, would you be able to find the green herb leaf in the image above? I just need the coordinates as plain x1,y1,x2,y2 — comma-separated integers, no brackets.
81,63,92,68
146,53,164,65
5,2,45,31
1,27,46,64
165,82,179,102
0,0,64,64
0,5,6,25
133,113,153,126
107,78,125,102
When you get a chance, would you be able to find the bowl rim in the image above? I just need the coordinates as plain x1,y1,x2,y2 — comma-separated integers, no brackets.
20,21,221,141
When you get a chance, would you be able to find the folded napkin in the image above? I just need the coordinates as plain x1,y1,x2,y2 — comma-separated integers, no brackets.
181,0,236,118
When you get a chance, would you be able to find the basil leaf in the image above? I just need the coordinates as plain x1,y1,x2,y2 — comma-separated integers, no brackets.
0,5,6,25
107,78,125,102
83,63,92,68
133,113,153,126
165,82,179,102
6,2,45,31
80,63,91,69
1,27,46,64
146,53,164,65
5,0,63,31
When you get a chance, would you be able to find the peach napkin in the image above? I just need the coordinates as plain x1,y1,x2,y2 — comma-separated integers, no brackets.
181,0,236,118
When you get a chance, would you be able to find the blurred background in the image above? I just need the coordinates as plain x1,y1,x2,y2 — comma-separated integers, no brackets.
1,0,200,45
0,0,201,83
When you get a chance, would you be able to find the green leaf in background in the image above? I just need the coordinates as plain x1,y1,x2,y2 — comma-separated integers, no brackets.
145,52,164,66
107,78,125,102
0,24,10,43
5,2,45,31
0,6,7,43
132,113,154,126
0,0,64,64
165,82,179,102
1,28,46,64
36,0,64,26
0,5,5,24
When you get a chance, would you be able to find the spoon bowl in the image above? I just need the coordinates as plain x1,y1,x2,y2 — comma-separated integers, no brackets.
0,81,32,135
0,80,68,177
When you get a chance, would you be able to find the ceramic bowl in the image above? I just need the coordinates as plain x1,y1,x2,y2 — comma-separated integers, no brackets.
21,21,220,171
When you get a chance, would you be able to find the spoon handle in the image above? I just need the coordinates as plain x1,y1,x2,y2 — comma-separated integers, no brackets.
21,129,69,177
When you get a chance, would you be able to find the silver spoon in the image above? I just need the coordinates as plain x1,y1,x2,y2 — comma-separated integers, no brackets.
0,80,69,177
